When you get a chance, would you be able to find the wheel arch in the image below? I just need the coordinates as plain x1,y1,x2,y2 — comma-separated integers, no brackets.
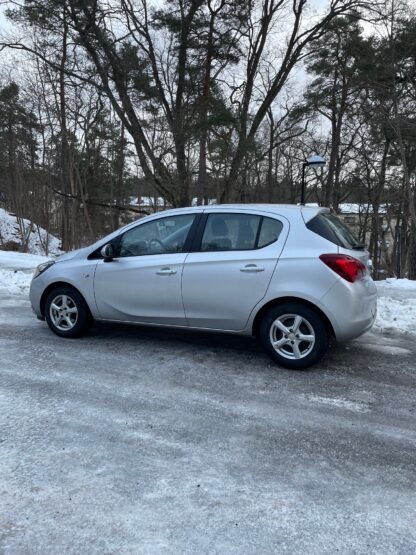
252,296,335,338
40,281,93,318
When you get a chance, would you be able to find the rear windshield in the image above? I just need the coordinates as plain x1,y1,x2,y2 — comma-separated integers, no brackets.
306,212,363,250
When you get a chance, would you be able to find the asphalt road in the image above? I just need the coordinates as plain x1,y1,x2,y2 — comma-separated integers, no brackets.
1,298,415,555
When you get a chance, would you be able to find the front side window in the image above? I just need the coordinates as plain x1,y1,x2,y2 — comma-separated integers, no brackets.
200,213,283,252
118,214,195,257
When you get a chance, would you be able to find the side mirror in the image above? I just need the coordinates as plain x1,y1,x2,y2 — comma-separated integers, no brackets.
100,243,115,262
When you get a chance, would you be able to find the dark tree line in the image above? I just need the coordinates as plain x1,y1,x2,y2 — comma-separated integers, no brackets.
0,0,416,277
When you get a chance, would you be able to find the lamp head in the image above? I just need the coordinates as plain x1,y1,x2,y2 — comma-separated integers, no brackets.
306,155,326,168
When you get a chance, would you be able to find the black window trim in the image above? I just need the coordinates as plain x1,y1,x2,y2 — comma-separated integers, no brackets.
189,213,208,252
182,213,202,252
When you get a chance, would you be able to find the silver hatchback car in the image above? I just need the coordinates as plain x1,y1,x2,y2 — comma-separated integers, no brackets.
30,205,377,369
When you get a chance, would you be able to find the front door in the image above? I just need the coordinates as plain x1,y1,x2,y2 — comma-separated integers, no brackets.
94,213,196,325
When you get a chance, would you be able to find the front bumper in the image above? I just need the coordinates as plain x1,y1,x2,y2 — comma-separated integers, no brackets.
29,274,47,318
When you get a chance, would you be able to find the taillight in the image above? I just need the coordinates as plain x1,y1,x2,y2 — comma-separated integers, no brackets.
319,254,367,283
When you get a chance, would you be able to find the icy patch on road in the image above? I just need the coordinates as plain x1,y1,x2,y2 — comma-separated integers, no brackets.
359,343,412,356
304,395,370,413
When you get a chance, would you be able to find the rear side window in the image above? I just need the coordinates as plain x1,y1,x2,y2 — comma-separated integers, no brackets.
306,213,363,250
200,213,283,252
258,218,283,248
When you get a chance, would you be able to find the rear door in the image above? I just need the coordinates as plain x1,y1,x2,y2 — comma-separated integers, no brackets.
182,210,289,331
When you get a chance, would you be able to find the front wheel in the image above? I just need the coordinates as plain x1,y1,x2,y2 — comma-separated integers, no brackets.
259,303,329,370
45,286,93,338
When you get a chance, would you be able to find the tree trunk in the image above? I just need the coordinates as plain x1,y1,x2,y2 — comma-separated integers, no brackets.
407,221,416,279
196,10,216,206
59,5,72,251
266,110,274,203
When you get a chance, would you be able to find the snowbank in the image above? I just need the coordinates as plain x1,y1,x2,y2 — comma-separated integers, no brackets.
0,251,50,298
0,268,33,297
0,207,62,256
0,251,50,271
374,297,416,336
374,278,416,336
375,278,416,292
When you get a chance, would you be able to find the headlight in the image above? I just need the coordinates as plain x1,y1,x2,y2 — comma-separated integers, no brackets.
33,260,55,279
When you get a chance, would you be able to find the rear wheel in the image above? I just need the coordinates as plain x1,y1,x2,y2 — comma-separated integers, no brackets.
259,303,329,370
45,286,93,338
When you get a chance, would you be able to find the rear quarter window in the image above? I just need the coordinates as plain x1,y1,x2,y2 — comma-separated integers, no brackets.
258,217,283,248
306,213,363,250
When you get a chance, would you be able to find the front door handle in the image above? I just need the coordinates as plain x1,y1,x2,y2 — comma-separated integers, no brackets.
156,267,177,275
240,264,265,273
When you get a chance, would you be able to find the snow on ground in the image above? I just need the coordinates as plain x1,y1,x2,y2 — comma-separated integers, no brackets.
0,207,62,256
0,251,49,299
0,268,32,297
1,250,416,336
373,278,416,336
375,278,416,292
0,251,50,271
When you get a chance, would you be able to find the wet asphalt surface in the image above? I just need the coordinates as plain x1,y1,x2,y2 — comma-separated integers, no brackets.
0,300,415,554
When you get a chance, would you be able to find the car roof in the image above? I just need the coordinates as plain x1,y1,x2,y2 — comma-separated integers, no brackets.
148,203,329,220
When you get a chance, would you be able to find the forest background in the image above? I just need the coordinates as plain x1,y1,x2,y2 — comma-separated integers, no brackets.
0,0,415,278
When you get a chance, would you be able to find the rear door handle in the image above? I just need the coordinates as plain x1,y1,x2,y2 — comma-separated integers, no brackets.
240,264,265,273
156,267,177,275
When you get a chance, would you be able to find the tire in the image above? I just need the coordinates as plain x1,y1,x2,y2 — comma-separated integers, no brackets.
45,286,93,338
258,302,329,370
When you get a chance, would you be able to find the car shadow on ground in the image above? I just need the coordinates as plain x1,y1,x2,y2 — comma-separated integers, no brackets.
92,320,263,354
80,320,415,378
87,320,358,370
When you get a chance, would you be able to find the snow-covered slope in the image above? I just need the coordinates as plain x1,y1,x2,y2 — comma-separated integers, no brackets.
0,208,61,256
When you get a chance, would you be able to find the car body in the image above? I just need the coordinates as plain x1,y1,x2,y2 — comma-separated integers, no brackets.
29,204,377,369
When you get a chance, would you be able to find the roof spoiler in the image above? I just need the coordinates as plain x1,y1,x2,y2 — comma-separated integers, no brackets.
300,206,330,224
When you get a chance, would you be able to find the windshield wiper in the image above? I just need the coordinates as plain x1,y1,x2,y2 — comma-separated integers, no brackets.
351,243,365,250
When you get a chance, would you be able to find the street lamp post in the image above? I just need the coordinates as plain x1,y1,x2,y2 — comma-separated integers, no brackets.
301,155,326,205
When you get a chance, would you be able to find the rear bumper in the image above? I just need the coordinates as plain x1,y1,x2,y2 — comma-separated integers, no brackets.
320,276,377,342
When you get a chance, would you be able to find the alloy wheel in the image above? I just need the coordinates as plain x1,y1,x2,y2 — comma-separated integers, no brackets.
49,294,79,331
269,313,316,360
